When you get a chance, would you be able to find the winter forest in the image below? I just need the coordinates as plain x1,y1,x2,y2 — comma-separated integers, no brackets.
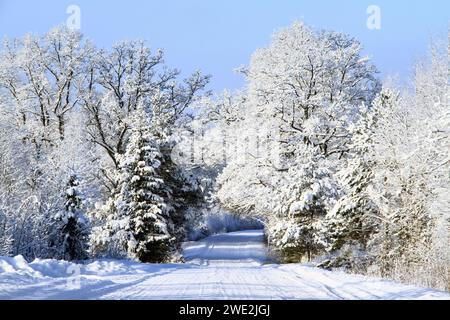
0,21,449,294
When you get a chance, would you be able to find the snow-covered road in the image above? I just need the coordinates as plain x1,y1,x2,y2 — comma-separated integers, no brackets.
0,230,448,300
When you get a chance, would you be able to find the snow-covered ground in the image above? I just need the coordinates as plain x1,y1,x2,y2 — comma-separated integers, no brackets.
0,230,448,300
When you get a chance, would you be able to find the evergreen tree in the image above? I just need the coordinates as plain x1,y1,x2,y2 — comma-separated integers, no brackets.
319,103,380,269
157,156,201,244
93,105,175,262
50,174,89,261
269,145,339,262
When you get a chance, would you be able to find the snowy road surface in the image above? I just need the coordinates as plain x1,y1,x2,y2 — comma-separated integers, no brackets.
0,230,449,300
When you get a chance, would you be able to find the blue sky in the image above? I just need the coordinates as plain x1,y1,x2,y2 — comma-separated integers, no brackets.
0,0,448,91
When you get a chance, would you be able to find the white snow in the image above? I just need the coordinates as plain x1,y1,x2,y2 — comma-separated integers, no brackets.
182,230,268,266
0,230,448,300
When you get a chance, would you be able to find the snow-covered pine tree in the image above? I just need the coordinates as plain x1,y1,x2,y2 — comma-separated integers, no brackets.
157,158,203,244
49,174,89,261
269,145,339,262
319,103,381,270
116,104,174,262
122,106,175,262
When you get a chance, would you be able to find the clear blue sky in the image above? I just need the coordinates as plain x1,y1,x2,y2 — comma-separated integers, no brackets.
0,0,448,91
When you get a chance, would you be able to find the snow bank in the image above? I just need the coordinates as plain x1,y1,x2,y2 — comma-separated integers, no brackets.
0,255,45,278
0,255,184,280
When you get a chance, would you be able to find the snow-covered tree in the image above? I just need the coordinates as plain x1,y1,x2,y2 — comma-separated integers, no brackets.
364,43,449,289
82,41,209,178
0,206,13,257
0,26,98,261
269,145,339,262
0,26,91,142
319,102,381,269
208,21,380,261
49,174,89,261
91,105,174,262
246,21,380,159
